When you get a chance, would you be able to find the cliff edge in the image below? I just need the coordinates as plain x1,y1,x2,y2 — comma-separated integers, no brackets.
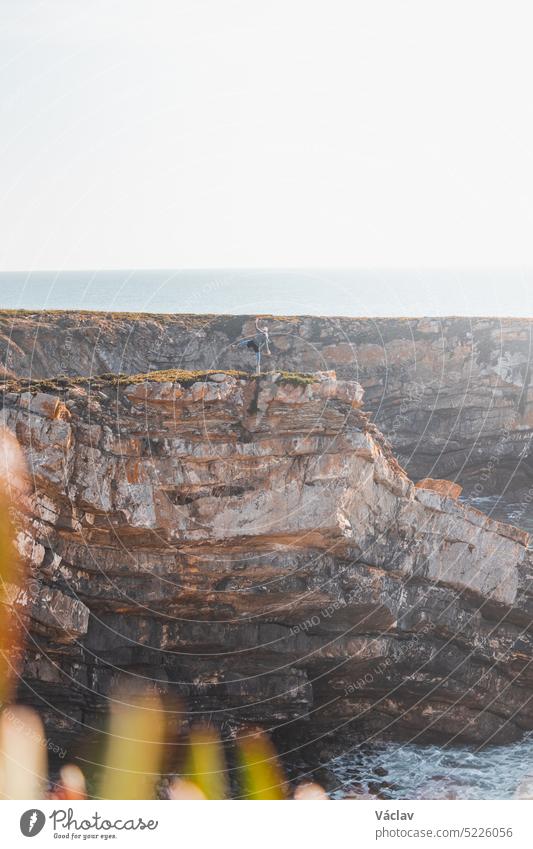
2,312,533,490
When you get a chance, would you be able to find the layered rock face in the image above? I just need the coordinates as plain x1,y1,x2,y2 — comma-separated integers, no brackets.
3,369,533,751
2,312,533,490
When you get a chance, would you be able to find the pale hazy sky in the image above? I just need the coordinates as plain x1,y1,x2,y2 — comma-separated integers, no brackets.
1,1,532,271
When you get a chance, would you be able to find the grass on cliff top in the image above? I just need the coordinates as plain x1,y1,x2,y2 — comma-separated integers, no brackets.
0,369,318,394
0,310,299,328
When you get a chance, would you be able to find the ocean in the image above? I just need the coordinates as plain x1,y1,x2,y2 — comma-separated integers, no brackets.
1,269,533,316
329,735,533,799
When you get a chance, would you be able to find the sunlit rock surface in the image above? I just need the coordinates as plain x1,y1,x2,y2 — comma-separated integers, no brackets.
2,368,533,753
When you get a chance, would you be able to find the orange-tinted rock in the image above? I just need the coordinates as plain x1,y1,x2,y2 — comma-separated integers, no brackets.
416,478,463,499
1,367,532,754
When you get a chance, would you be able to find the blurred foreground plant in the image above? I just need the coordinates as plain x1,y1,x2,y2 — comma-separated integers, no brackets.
180,725,228,799
236,730,287,799
98,691,165,800
0,705,47,799
0,430,28,707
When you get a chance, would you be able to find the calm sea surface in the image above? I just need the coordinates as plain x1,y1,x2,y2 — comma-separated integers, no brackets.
1,269,533,316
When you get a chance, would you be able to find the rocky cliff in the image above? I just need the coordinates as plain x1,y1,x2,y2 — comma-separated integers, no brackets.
3,367,533,757
1,312,533,491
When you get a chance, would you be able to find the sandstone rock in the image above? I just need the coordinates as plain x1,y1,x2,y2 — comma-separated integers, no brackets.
27,393,64,419
2,368,533,754
31,587,89,640
416,478,463,499
124,381,183,404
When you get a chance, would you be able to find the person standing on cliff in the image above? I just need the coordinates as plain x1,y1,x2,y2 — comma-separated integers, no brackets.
235,317,271,375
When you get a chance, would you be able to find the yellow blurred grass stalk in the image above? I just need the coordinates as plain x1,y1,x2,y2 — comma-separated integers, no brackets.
236,730,287,800
181,725,228,799
98,692,165,800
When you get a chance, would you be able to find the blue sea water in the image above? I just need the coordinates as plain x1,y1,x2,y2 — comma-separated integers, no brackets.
1,269,533,316
329,736,533,799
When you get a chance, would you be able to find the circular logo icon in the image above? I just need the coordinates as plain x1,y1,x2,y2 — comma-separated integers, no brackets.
20,809,46,837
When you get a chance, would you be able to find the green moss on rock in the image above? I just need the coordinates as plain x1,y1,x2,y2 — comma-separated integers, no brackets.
275,372,317,386
0,367,318,395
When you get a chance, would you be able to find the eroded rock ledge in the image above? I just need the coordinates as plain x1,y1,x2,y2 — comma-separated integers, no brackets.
3,369,533,753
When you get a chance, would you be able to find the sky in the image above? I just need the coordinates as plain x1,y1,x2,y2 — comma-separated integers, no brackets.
1,1,533,272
